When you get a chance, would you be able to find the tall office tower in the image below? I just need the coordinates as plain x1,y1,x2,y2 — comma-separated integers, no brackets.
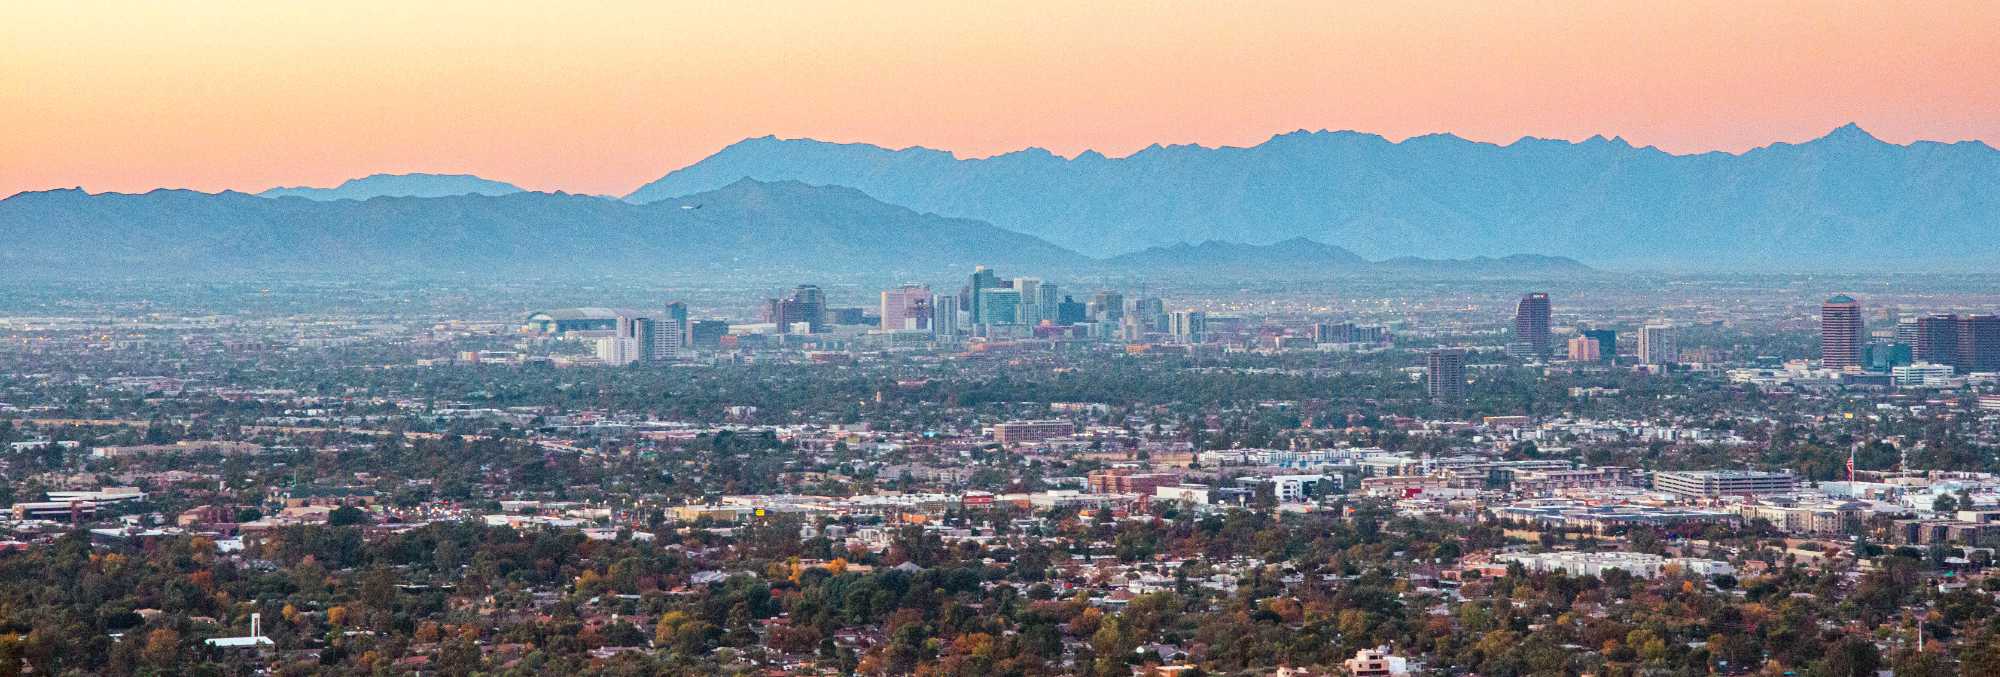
1168,310,1207,344
631,316,658,362
764,285,827,333
1426,348,1467,402
1511,292,1552,357
1056,295,1088,325
930,294,961,337
879,284,932,331
967,266,1001,325
1566,335,1601,362
1120,313,1145,342
1958,314,2000,373
1011,278,1043,325
598,313,652,366
1639,324,1677,365
1915,314,1960,365
1895,317,1920,345
979,288,1022,326
791,285,826,333
1036,283,1062,324
1133,297,1167,331
1089,291,1125,323
651,301,690,359
1581,329,1618,362
1820,294,1865,370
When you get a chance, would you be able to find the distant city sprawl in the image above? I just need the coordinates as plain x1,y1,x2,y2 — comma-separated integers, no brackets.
1,271,1999,675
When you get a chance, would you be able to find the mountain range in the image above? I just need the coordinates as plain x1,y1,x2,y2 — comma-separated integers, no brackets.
624,124,2000,267
0,179,1084,278
0,179,1585,280
259,173,524,201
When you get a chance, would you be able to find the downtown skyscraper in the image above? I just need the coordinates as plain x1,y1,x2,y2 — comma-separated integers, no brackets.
1510,292,1552,358
1821,294,1864,370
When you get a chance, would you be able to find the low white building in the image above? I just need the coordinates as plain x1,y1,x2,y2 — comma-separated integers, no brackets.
1496,551,1734,579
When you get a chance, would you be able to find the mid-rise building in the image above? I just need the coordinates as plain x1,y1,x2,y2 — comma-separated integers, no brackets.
1312,321,1352,344
1566,335,1600,362
1892,362,1955,388
690,320,729,348
1582,329,1618,362
1959,314,2000,373
880,284,932,332
1653,470,1798,498
1087,469,1182,495
1426,348,1467,402
992,419,1076,444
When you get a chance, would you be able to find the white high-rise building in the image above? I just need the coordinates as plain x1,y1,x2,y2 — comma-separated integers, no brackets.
596,336,643,366
1168,310,1206,344
651,302,689,360
1639,324,1677,365
1011,278,1042,325
931,294,960,337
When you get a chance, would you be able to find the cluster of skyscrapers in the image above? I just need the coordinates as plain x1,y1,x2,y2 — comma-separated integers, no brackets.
1825,294,2000,376
869,266,1204,344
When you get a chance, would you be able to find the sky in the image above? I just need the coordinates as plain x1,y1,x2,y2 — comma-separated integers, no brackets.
4,1,1998,198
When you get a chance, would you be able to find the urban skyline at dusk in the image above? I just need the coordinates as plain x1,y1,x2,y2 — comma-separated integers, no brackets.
8,4,2000,674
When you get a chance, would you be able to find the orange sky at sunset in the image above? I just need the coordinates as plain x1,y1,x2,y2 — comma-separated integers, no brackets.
4,1,1997,198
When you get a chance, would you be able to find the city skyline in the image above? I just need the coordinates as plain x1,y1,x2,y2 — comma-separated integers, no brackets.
11,4,2000,674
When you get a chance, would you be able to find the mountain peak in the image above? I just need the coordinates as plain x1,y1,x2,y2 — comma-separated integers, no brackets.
260,173,522,201
1818,122,1881,144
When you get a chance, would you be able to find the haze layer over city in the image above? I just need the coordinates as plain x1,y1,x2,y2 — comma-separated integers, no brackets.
5,3,2000,676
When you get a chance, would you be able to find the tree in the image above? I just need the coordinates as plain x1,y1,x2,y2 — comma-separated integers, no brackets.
141,628,181,668
328,505,369,526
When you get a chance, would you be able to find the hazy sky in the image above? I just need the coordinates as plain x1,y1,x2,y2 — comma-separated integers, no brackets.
4,1,1997,197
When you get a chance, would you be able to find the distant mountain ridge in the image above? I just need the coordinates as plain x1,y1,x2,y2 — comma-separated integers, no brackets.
260,173,524,200
0,180,1588,280
1105,237,1369,270
0,179,1083,278
623,124,2000,267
